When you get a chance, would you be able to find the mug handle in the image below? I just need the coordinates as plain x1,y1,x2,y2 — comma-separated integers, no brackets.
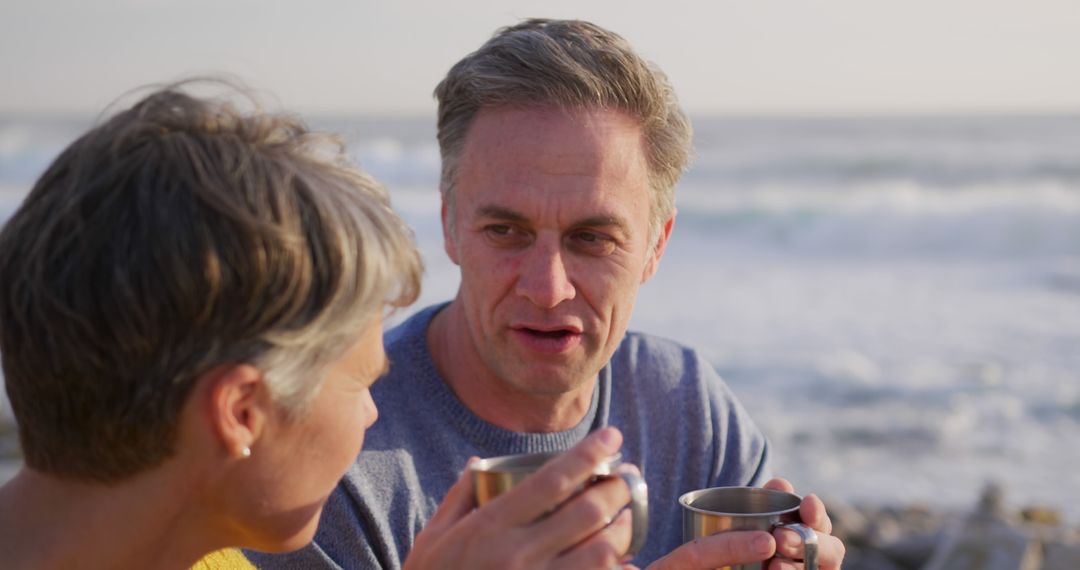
615,471,649,556
774,522,818,570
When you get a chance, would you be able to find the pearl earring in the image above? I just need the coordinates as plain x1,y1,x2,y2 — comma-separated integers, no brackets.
238,446,252,459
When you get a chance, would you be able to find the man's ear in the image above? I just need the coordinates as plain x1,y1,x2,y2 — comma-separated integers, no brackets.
642,211,676,283
442,196,461,266
204,364,268,459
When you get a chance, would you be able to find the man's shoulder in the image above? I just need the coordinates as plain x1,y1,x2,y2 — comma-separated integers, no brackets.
384,303,444,348
614,330,709,374
370,304,444,411
609,329,729,398
606,331,768,484
617,329,695,352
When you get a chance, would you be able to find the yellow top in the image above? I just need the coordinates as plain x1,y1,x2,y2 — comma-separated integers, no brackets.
190,548,256,570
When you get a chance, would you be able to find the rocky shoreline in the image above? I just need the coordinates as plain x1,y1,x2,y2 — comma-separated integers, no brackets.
830,483,1080,570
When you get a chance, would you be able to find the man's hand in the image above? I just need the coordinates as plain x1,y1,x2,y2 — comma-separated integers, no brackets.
403,427,637,570
646,478,845,570
763,477,844,570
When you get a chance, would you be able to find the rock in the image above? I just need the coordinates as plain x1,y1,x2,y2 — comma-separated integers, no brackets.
867,511,905,546
837,548,905,570
823,496,871,546
892,502,951,535
1021,506,1062,527
1043,541,1080,570
877,530,941,569
812,484,1080,570
975,481,1007,519
922,484,1041,570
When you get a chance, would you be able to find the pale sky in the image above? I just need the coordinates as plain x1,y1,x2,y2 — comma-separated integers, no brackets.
2,0,1079,116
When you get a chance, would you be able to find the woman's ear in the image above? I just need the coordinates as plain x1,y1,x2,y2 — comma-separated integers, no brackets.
204,364,269,460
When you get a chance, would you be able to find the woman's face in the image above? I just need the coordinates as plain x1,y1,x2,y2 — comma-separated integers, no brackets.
235,317,386,551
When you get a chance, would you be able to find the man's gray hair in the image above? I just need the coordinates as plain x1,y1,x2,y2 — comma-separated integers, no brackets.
434,18,693,238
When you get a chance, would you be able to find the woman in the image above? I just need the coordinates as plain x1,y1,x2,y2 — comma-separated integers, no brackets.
0,82,636,569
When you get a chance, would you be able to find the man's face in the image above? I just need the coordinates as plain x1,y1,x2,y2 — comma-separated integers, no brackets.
443,106,672,397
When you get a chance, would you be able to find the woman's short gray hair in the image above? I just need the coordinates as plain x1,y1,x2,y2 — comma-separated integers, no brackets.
0,79,422,482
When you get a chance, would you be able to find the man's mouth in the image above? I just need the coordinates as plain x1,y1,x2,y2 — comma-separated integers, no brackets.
511,325,583,353
522,328,574,339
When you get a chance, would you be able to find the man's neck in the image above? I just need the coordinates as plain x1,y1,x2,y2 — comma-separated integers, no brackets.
427,301,596,433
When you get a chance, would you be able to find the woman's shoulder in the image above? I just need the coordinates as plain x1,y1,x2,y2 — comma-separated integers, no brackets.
190,548,256,570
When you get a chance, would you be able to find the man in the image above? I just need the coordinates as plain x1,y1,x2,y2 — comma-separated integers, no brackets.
252,18,844,569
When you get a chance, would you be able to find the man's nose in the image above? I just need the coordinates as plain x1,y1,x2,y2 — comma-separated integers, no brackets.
514,241,576,308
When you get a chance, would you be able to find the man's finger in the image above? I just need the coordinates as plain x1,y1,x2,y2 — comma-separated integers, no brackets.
762,477,794,493
486,427,623,526
527,474,632,557
551,509,633,569
772,532,845,570
799,493,832,534
773,525,815,561
647,530,774,570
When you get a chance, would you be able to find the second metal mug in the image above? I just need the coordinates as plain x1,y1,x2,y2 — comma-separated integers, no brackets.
680,486,818,570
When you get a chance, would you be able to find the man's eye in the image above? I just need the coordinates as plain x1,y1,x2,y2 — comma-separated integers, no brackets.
571,231,616,255
483,224,529,246
484,224,515,237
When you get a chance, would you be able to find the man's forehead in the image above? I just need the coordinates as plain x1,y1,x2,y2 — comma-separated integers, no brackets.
464,106,645,145
476,204,627,226
459,109,647,175
452,105,652,234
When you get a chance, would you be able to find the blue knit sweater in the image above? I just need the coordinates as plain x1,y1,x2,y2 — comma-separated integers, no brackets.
248,303,771,569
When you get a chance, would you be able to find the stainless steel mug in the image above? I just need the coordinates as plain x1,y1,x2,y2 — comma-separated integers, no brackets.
470,451,649,556
680,486,818,570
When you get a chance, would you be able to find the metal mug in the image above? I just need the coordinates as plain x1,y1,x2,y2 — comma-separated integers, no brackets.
680,486,818,570
470,451,649,556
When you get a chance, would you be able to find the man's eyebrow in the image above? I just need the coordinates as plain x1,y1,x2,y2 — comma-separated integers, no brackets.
476,206,629,232
476,205,528,222
574,215,628,230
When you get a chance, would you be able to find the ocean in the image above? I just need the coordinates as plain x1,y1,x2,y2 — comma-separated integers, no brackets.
2,113,1078,522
